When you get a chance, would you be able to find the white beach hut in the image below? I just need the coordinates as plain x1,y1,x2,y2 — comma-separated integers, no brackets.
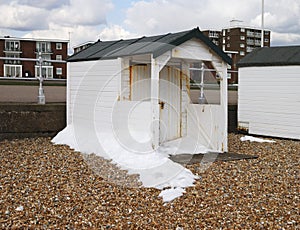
53,28,231,201
238,46,300,140
62,28,230,153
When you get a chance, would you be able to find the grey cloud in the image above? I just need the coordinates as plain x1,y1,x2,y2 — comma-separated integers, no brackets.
0,2,49,31
18,0,69,9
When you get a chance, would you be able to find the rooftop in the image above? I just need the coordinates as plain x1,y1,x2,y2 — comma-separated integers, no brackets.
238,46,300,67
68,28,232,65
0,36,69,43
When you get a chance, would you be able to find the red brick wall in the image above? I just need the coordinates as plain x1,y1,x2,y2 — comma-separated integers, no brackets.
21,40,36,78
51,42,68,79
0,40,4,77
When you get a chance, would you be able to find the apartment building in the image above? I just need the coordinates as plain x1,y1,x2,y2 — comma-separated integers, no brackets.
0,36,68,79
203,21,271,83
73,41,94,54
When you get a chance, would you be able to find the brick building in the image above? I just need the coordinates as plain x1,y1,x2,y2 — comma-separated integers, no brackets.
0,36,68,79
73,41,94,54
203,20,271,83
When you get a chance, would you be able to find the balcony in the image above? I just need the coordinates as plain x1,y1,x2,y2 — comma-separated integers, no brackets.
35,61,52,66
246,39,254,45
4,59,21,65
36,49,53,54
247,47,254,53
255,40,261,46
4,47,22,53
254,33,261,38
246,31,254,37
209,32,219,38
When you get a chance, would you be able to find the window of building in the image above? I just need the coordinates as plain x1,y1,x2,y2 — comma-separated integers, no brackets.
223,30,226,36
56,68,62,75
240,36,245,40
4,65,22,77
240,43,245,48
264,38,269,42
240,51,245,56
227,29,230,32
227,43,230,48
265,31,269,35
36,41,51,53
56,43,62,50
227,36,230,40
35,66,53,79
223,38,225,44
240,28,245,32
5,40,20,51
56,55,62,60
222,45,226,51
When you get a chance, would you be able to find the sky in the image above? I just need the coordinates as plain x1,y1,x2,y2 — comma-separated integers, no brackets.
0,0,299,54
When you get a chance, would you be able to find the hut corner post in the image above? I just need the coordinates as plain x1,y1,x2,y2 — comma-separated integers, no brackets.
151,53,171,149
221,62,228,152
151,55,160,149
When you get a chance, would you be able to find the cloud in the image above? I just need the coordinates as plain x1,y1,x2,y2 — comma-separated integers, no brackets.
271,32,300,46
1,0,300,51
124,0,262,34
0,0,113,31
250,0,300,34
0,2,48,30
50,0,114,27
18,0,68,9
123,0,300,46
99,24,135,41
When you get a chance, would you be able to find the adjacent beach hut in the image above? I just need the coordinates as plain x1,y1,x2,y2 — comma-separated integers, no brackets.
65,28,231,153
238,46,300,140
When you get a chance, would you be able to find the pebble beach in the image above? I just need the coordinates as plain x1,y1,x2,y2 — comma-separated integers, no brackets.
0,133,299,229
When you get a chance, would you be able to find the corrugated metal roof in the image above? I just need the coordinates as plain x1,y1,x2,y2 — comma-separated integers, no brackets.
68,28,232,65
238,46,300,67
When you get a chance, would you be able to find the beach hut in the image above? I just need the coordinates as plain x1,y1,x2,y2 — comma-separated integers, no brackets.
61,27,231,155
238,46,300,140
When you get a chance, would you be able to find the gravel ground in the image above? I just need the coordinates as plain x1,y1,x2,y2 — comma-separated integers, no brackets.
0,134,299,229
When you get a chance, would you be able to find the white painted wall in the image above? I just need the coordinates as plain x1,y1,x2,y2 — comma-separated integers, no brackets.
67,59,121,154
238,66,300,139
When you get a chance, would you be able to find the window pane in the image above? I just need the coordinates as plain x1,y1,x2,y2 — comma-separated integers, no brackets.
56,43,62,50
56,68,62,75
48,68,53,78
